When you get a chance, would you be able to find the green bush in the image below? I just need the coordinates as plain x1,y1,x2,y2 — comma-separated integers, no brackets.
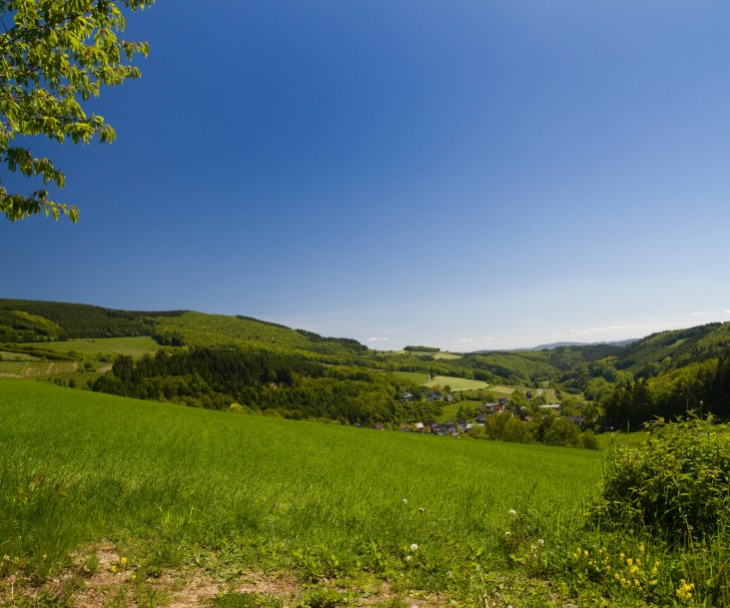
590,415,730,539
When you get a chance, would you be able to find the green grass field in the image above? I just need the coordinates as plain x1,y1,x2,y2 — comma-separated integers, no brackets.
423,375,488,392
432,352,462,360
0,380,606,604
437,400,483,422
1,380,713,607
0,350,40,361
392,371,430,384
595,428,651,451
0,360,26,374
486,384,559,402
36,335,159,359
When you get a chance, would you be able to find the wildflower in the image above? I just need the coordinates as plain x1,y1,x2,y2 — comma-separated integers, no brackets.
537,539,544,546
676,579,695,601
405,555,412,562
410,544,418,552
131,574,137,581
120,557,128,567
505,531,511,537
402,498,408,505
509,509,517,517
626,558,633,566
418,507,425,513
639,544,645,555
583,550,589,557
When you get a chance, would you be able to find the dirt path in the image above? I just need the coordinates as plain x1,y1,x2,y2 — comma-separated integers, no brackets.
5,545,448,608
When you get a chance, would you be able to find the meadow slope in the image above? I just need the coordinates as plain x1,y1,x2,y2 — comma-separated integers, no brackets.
1,380,605,606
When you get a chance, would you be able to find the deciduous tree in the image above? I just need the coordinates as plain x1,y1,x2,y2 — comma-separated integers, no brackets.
1,0,154,222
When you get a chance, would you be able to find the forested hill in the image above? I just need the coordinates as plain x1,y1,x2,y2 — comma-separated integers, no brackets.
0,299,369,359
0,299,185,342
3,299,730,427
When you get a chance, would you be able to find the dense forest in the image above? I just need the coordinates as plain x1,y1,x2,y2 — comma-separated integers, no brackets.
603,356,730,427
92,347,439,425
0,299,184,341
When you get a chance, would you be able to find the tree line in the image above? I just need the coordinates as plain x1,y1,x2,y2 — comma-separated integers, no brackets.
603,356,730,428
92,347,441,425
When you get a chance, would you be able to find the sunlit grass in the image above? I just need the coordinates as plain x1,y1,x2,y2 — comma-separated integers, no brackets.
0,380,601,584
35,336,159,358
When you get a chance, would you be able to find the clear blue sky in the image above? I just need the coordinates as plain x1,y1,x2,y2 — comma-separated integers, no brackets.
3,1,730,350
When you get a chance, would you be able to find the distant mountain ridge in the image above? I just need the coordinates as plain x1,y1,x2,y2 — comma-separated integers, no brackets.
527,339,640,351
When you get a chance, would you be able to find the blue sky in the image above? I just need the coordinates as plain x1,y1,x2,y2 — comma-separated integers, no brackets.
3,1,730,350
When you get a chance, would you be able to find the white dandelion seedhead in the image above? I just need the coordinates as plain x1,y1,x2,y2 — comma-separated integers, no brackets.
402,498,408,505
405,555,412,562
410,543,419,552
537,538,545,545
509,509,517,517
504,530,511,537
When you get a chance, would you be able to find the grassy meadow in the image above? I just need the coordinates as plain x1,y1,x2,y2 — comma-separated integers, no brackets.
2,381,723,607
423,375,488,392
35,336,159,359
0,380,611,605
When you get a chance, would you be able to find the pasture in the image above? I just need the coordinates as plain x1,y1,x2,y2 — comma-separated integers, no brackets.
432,352,462,360
423,375,488,392
486,384,559,403
392,371,430,385
36,335,159,359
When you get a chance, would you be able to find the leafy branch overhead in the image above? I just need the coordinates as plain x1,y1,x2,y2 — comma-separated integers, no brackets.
0,0,154,222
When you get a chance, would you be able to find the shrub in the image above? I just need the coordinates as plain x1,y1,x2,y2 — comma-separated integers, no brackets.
589,415,730,540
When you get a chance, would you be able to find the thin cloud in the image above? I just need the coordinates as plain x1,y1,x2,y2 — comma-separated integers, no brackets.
368,337,389,343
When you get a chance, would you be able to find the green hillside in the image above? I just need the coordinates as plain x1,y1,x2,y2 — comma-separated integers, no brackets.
4,381,728,607
1,381,604,606
3,298,730,432
151,311,367,358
